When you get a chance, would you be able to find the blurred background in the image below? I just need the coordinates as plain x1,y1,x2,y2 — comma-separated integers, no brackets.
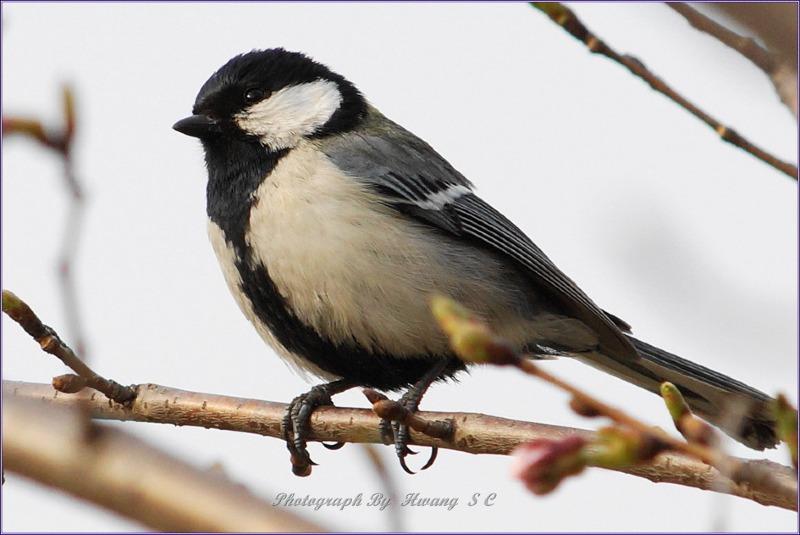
2,2,797,531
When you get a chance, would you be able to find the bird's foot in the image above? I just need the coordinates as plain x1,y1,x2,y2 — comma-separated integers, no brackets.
371,360,451,474
387,391,439,475
282,379,353,477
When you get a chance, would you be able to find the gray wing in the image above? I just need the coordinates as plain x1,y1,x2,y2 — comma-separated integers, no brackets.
319,109,637,360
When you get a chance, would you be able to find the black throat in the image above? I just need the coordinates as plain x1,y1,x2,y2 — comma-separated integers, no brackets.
204,138,287,253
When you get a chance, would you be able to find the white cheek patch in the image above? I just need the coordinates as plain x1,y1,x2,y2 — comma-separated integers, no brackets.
235,79,342,151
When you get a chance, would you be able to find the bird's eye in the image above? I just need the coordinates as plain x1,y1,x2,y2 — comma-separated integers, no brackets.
244,88,265,104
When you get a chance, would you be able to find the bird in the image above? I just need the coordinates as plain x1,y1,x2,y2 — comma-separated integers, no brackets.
173,48,777,475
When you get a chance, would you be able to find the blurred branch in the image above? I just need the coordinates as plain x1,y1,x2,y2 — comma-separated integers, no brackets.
774,394,799,470
360,445,403,531
531,3,798,180
668,3,775,74
668,3,797,118
3,85,90,356
3,395,322,532
710,3,797,66
5,380,796,511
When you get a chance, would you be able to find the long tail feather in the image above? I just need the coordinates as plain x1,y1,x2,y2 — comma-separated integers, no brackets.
575,336,777,450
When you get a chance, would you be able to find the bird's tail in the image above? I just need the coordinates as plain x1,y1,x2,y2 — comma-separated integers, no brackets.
575,336,777,450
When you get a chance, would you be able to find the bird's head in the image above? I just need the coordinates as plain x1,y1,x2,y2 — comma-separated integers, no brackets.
173,48,367,152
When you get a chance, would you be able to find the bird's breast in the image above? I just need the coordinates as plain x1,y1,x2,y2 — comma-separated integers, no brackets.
207,142,587,380
243,144,458,357
207,218,337,379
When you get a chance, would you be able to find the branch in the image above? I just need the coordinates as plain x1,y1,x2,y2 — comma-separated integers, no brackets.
668,3,797,118
430,295,797,509
360,444,404,531
3,394,322,532
5,380,796,511
2,290,136,403
531,3,798,180
710,3,797,66
3,290,796,510
668,3,775,73
3,86,90,356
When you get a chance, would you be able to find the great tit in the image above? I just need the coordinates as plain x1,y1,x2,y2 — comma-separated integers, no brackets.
174,48,777,475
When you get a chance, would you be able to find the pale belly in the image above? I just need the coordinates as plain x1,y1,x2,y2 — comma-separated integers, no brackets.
206,143,597,381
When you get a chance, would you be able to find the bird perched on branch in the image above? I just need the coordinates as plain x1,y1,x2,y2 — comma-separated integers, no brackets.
174,48,777,475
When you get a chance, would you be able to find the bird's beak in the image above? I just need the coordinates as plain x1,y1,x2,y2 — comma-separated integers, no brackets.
172,114,220,138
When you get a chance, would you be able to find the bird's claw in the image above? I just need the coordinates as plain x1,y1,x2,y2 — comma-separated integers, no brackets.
283,383,346,476
380,397,438,474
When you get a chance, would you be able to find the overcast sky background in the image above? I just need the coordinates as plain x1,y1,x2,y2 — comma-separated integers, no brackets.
2,2,797,532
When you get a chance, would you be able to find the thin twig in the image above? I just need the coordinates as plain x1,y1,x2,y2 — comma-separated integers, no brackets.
3,395,322,532
59,156,88,357
667,3,797,118
430,295,797,508
517,359,787,496
3,86,90,355
365,389,455,440
1,290,135,403
531,3,798,179
668,3,775,73
5,380,796,511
